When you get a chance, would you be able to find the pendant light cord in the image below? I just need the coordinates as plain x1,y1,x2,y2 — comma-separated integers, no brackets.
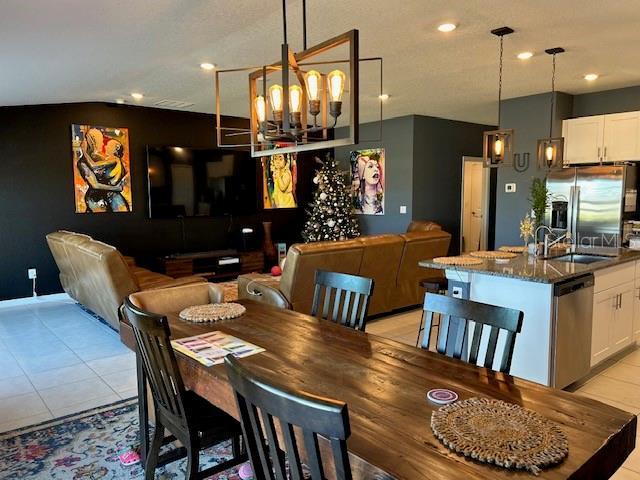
549,53,556,138
497,35,504,127
282,0,288,45
302,0,307,49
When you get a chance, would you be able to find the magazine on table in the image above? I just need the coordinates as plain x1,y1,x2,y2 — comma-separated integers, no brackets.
171,331,265,367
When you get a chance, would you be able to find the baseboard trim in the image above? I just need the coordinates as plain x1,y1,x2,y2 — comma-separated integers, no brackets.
0,293,72,310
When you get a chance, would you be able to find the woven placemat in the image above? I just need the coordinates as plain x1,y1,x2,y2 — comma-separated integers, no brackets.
179,302,246,323
432,256,483,266
470,250,518,260
431,397,568,475
498,245,528,254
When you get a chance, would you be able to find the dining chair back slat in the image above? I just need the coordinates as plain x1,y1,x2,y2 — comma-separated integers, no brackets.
224,355,352,480
310,270,374,331
420,293,523,374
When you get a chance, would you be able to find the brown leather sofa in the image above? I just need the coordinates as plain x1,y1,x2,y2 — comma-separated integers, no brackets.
46,231,205,330
238,221,451,316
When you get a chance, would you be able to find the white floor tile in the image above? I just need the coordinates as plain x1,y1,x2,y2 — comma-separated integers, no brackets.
575,390,640,415
574,375,640,409
0,351,23,380
0,392,49,422
602,361,640,387
50,393,121,418
38,377,116,412
117,388,138,400
16,349,82,374
0,411,53,434
612,467,640,480
86,352,136,376
100,369,138,394
27,363,98,390
72,339,130,362
0,375,34,400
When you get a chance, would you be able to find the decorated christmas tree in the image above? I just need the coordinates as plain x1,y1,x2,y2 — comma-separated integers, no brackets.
302,155,360,242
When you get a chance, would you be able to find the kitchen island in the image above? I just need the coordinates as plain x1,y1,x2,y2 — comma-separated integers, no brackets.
420,248,640,388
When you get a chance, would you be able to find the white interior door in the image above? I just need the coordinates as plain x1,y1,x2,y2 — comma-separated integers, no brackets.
461,158,487,253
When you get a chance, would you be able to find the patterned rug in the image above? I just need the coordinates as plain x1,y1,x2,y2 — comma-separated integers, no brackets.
0,399,246,480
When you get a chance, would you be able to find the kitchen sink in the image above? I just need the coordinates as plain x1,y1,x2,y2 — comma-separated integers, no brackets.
550,253,613,264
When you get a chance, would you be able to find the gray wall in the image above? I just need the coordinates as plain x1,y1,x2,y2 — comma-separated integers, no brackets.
494,92,573,246
335,115,415,234
573,86,640,117
493,84,640,247
412,115,492,250
335,114,490,245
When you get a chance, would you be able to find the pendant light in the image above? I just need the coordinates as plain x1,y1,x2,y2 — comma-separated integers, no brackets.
483,27,515,168
537,47,565,170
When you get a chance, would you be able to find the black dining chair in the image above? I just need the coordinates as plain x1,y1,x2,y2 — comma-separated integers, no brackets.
419,293,524,374
224,354,353,480
310,270,374,331
123,298,247,480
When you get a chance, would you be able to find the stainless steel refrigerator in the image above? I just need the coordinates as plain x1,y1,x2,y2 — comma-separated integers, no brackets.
546,165,638,247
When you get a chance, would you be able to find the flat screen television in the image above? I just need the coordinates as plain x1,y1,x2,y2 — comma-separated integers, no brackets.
147,146,257,218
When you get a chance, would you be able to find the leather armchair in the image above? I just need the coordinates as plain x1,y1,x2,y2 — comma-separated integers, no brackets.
119,283,223,350
237,273,291,309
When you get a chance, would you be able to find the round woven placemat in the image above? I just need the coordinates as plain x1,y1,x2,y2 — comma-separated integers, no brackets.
432,256,483,266
470,250,518,260
431,397,568,475
179,302,246,323
498,245,528,254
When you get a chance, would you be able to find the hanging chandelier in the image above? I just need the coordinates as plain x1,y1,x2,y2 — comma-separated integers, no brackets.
537,47,565,170
483,27,515,168
215,0,378,158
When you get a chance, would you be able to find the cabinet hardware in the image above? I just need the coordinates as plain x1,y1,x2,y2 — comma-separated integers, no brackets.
597,147,601,161
604,146,608,161
619,293,622,309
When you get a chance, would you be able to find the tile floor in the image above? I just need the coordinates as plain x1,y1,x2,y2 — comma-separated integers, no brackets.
1,299,639,477
0,298,136,433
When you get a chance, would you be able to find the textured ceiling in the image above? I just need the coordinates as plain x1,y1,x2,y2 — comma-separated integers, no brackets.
1,0,640,124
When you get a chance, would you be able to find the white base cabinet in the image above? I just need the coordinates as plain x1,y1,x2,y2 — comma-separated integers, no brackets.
591,264,635,367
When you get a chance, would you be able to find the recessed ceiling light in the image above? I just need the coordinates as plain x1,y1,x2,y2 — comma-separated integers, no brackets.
131,92,143,100
115,99,125,104
517,51,533,60
378,94,389,100
200,62,215,71
437,23,457,33
584,73,599,81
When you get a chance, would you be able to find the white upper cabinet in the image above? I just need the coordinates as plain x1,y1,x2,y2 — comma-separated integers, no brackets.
603,112,640,162
563,115,604,164
563,111,640,165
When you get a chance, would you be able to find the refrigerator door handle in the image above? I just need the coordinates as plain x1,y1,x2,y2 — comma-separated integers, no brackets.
571,186,580,241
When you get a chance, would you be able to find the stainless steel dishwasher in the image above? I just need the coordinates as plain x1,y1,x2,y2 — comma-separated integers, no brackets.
550,273,594,389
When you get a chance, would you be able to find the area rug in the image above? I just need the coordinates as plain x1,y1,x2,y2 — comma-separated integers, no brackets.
0,399,246,480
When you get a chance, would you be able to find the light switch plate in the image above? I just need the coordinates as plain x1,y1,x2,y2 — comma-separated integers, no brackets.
400,205,407,214
505,183,516,193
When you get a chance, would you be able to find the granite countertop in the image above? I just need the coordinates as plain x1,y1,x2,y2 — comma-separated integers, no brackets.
419,247,640,284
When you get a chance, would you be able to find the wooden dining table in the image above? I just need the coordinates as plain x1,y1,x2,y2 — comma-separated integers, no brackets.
127,298,636,479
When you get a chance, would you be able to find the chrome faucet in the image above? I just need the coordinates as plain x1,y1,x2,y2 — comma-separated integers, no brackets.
533,225,572,257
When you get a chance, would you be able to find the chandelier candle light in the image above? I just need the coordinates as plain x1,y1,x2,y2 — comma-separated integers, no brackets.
483,27,515,168
537,47,566,170
215,0,373,158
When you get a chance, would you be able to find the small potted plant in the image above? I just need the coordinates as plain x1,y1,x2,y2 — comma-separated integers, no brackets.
528,177,550,253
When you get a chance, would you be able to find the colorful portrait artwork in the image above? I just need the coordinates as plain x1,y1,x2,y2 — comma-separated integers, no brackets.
262,153,297,209
350,148,385,215
71,124,132,213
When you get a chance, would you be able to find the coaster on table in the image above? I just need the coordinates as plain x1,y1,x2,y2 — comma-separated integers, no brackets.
179,302,246,323
432,256,483,266
431,397,568,475
427,389,458,405
469,250,518,260
498,245,527,254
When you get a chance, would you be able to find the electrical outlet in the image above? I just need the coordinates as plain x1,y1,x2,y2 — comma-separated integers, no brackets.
399,205,407,214
505,183,517,193
28,268,37,279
